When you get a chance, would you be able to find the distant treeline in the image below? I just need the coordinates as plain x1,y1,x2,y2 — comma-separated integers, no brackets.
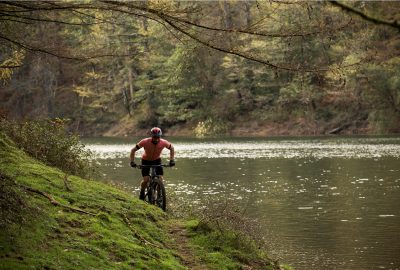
1,1,399,135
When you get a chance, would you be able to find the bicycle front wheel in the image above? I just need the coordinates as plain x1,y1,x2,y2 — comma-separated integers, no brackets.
152,179,166,211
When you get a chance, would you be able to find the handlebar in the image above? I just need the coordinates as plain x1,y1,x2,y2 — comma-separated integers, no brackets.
135,164,172,169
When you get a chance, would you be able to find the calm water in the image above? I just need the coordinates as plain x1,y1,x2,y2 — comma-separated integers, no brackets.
83,136,400,270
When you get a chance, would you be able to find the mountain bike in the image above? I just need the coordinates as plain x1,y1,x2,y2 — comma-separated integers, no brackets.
136,164,170,211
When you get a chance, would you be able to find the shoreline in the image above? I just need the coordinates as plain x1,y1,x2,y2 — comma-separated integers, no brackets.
94,118,391,138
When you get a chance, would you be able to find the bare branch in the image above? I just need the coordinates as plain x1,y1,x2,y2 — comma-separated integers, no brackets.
0,11,104,26
0,34,135,61
0,65,21,69
0,1,93,13
162,16,297,72
23,185,96,216
330,1,400,31
104,1,351,38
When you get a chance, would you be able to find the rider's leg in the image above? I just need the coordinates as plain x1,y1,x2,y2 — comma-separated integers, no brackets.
139,176,150,200
139,159,150,200
155,164,164,183
155,176,164,195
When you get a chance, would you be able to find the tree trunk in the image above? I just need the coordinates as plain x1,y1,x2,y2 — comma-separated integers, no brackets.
75,95,85,132
221,1,233,29
244,0,251,27
127,65,135,101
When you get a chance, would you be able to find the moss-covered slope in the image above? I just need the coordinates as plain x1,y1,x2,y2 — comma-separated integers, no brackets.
0,133,187,270
0,133,289,270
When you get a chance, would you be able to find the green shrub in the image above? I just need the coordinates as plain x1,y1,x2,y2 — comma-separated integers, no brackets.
181,198,283,270
0,118,95,178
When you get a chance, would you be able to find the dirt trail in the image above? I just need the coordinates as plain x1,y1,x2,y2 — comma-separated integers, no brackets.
167,223,208,270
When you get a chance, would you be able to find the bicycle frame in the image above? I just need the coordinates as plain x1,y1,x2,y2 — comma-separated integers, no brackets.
136,164,170,211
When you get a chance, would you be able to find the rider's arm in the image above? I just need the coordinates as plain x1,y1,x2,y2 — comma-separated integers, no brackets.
168,144,175,160
130,144,141,161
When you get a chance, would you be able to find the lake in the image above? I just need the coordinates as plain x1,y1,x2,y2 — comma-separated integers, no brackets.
83,136,400,270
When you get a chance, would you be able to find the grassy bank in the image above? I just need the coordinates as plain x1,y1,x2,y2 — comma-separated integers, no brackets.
0,133,289,270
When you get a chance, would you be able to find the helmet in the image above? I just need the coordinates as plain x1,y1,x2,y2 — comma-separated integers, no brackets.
150,127,162,137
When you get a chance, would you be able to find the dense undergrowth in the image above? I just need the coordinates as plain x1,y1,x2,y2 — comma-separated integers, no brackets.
0,126,290,269
0,118,95,178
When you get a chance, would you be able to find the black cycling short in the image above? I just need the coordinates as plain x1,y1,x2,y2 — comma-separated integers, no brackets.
141,158,163,177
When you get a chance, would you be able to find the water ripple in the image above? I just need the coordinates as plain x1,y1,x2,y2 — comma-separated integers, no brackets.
85,139,400,160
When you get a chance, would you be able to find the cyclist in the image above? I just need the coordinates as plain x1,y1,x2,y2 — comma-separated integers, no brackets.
130,127,175,200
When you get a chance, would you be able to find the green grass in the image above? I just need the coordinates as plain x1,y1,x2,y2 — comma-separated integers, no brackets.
184,219,283,270
0,132,289,270
0,133,185,270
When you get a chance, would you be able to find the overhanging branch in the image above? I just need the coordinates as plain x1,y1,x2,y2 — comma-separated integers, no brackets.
0,65,21,69
0,34,136,61
104,1,352,38
330,1,400,31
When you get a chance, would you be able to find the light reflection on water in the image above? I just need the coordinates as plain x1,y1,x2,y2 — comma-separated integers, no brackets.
87,138,400,159
84,136,400,270
86,138,400,159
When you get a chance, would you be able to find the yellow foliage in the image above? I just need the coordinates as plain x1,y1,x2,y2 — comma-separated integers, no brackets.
72,85,94,98
148,0,176,12
85,71,104,80
0,49,25,82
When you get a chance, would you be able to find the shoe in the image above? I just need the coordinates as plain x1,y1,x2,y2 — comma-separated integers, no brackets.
139,189,145,200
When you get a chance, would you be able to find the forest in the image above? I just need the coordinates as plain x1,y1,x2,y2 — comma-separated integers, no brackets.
1,1,399,137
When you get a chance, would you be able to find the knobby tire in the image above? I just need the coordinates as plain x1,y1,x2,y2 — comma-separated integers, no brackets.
146,177,166,211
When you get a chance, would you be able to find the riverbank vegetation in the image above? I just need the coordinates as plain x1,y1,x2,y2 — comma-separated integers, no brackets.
0,123,290,269
1,1,399,136
0,118,94,178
